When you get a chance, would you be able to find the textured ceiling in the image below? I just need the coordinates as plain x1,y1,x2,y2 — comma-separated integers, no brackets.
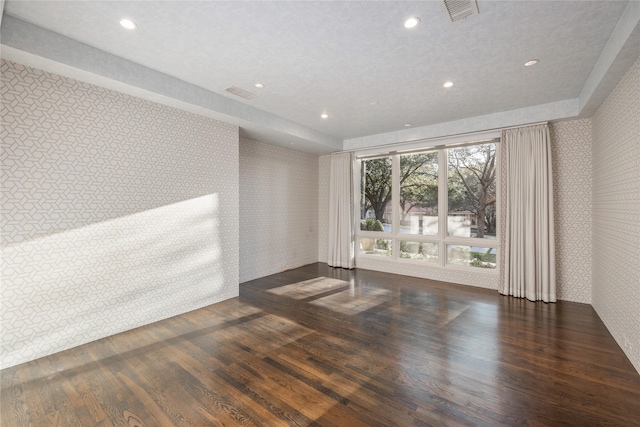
1,1,638,153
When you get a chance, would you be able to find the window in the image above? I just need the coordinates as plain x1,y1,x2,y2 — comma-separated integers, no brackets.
447,144,497,239
399,240,438,262
447,245,497,269
400,151,439,236
360,156,392,232
361,238,392,257
357,140,499,270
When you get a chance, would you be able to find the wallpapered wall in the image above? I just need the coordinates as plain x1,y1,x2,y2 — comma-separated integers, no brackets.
239,137,319,283
592,57,640,373
330,127,591,292
318,155,331,264
317,122,595,299
0,60,240,369
549,119,592,303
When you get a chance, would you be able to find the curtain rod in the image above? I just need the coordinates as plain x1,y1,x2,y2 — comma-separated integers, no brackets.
332,121,548,154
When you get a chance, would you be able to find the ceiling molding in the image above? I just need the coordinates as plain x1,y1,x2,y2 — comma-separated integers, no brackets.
0,16,342,154
1,2,637,155
343,99,578,151
578,0,640,116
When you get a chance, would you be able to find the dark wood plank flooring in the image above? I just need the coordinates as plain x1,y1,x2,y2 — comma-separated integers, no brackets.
2,263,640,426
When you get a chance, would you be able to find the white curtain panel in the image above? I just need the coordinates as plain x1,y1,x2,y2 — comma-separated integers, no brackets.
501,124,556,302
328,152,355,269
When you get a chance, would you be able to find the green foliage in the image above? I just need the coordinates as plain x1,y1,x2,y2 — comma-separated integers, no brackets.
362,152,439,222
399,241,435,260
361,217,384,231
469,248,497,268
400,241,423,253
361,158,392,222
376,239,390,250
447,176,469,211
448,144,497,237
470,258,495,268
362,144,497,238
399,152,439,218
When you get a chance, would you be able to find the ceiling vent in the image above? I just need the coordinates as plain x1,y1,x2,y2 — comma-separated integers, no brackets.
225,86,257,100
442,0,479,23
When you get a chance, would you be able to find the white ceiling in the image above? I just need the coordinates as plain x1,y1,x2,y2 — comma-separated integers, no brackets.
1,1,639,154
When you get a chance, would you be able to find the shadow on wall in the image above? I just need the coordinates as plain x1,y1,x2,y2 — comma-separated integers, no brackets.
0,194,231,369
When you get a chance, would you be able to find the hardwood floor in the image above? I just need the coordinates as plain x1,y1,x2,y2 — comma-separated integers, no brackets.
2,263,640,426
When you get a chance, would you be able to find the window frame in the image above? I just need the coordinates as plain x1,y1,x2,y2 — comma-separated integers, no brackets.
355,136,500,271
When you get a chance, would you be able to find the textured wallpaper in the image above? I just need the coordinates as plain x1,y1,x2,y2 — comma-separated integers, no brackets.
1,60,239,368
549,119,592,303
322,121,595,297
239,137,318,283
318,154,331,264
592,57,640,373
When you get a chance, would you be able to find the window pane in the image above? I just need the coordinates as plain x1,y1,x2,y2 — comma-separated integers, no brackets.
360,157,392,232
447,143,497,239
447,245,496,269
360,238,392,256
400,152,439,235
399,241,438,262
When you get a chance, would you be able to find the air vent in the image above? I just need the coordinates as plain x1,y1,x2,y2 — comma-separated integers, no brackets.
225,86,257,100
441,0,479,23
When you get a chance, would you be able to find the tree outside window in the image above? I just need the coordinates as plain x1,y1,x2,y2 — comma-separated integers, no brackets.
358,141,498,269
447,143,497,239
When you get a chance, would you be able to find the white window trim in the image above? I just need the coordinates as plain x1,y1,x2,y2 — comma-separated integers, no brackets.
355,134,500,272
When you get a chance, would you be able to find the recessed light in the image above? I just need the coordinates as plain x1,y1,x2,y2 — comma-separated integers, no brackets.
254,83,264,88
404,17,420,29
524,59,539,67
443,81,454,88
404,123,412,127
321,113,329,119
119,18,136,30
